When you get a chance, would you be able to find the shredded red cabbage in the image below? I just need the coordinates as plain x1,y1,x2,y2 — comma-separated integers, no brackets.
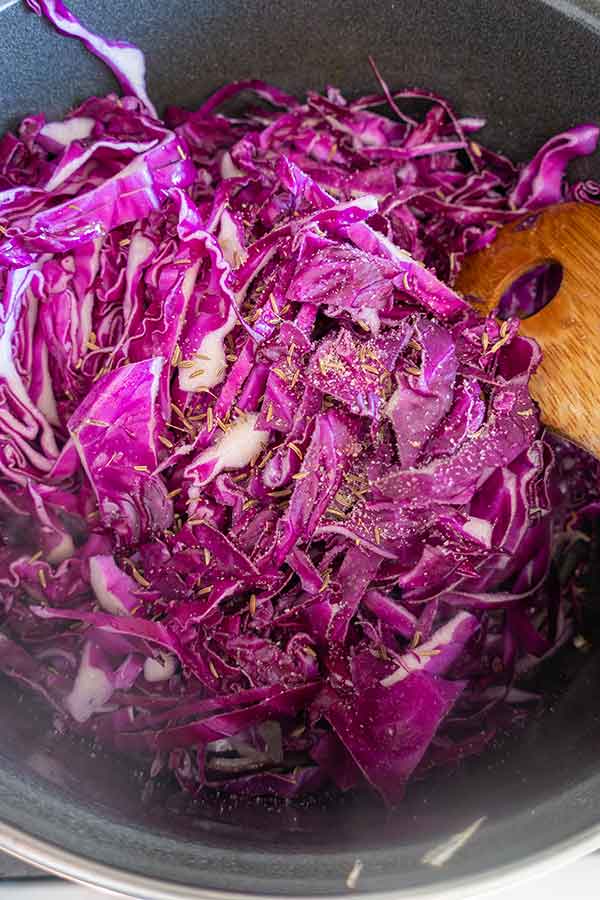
0,0,599,806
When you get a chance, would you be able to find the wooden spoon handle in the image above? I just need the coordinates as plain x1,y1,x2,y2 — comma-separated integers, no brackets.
456,202,600,457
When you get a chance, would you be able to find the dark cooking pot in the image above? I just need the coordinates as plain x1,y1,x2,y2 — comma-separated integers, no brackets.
1,0,600,897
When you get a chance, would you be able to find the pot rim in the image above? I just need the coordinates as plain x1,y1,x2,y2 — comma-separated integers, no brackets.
0,820,599,900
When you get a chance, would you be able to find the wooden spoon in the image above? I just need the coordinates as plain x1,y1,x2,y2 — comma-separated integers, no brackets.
456,202,600,458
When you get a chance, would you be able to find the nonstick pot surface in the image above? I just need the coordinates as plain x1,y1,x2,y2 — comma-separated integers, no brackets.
1,1,600,897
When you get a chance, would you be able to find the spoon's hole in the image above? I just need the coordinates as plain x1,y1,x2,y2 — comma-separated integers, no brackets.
497,260,563,320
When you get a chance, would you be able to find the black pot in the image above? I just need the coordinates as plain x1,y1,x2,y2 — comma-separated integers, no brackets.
1,1,600,897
